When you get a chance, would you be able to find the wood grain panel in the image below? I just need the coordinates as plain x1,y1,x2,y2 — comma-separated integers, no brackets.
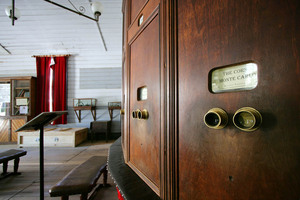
11,118,26,142
130,0,148,24
178,0,300,199
128,0,160,43
129,14,161,194
0,118,9,142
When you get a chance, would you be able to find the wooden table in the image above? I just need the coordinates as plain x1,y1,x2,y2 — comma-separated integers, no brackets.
108,102,121,120
73,106,96,122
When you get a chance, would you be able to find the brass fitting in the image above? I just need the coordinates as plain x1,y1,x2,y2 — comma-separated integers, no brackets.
233,107,262,132
132,109,140,119
204,108,228,129
137,109,149,120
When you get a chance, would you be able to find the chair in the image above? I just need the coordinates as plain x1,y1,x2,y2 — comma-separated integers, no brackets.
90,121,111,142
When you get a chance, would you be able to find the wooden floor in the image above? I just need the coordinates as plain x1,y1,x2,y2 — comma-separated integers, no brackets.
0,140,118,200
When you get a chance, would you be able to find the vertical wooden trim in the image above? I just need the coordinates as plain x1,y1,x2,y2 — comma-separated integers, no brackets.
122,0,126,13
30,77,37,118
125,45,131,163
160,0,166,198
124,0,131,163
128,0,132,26
10,80,13,118
174,1,178,198
165,0,171,197
158,0,178,198
166,0,178,199
8,118,12,142
121,0,126,153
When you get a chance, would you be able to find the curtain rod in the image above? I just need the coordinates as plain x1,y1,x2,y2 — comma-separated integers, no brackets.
32,54,71,58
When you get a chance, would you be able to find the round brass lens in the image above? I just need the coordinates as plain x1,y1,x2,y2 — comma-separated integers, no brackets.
236,112,255,128
137,109,149,120
132,110,137,118
233,107,262,132
137,110,142,119
205,113,220,127
203,108,228,129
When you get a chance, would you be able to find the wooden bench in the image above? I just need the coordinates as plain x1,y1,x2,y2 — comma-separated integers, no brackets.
49,156,108,200
0,149,27,179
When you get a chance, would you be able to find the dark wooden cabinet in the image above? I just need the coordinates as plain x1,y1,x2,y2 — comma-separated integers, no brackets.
0,76,36,144
121,0,300,199
123,0,164,196
129,14,161,194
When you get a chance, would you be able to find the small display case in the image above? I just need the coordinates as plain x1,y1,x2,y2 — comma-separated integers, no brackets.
73,98,96,107
73,98,97,122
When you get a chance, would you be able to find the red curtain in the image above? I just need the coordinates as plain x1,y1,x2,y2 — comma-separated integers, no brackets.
36,56,67,124
36,57,51,115
51,57,67,124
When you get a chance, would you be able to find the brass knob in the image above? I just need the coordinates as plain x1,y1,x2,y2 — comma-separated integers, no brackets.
132,109,140,119
120,109,125,115
137,109,149,120
233,107,262,132
204,108,228,129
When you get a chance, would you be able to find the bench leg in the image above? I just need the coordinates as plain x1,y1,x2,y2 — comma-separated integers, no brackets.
80,193,88,200
105,130,108,143
61,196,69,200
103,166,108,186
2,161,8,175
91,131,95,143
13,157,20,174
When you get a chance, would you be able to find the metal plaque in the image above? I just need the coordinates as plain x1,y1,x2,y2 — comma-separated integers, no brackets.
211,63,258,93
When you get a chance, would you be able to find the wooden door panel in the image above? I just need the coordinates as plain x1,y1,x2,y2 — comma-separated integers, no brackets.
0,119,9,142
130,0,148,24
11,118,26,142
178,0,300,199
129,14,160,193
128,0,160,42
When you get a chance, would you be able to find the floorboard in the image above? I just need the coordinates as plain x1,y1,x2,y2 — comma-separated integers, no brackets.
0,140,118,200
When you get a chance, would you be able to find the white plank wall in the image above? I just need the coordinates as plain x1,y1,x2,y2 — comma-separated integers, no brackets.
0,0,123,133
79,68,121,89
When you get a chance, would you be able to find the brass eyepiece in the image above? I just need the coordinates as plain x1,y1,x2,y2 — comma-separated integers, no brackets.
233,107,262,132
132,109,140,119
204,108,228,129
137,109,149,120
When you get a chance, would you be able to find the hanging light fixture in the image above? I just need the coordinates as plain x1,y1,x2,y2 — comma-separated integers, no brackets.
91,2,107,51
91,2,103,20
44,0,107,51
5,0,21,26
0,44,11,55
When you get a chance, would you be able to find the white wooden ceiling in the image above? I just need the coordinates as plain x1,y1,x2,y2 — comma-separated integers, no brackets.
0,0,123,76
